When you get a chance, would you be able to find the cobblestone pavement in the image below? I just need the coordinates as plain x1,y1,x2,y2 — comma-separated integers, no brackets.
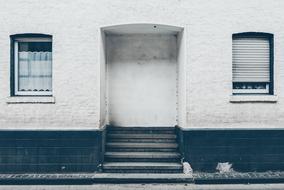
194,171,284,179
193,171,284,184
0,184,284,190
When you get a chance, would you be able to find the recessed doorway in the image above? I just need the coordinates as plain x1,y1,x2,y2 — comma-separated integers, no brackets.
100,24,185,127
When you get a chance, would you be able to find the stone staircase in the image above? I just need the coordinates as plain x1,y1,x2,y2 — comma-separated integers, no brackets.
103,126,183,173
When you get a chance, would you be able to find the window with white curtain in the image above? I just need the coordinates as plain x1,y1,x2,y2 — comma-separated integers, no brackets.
13,35,52,96
232,33,273,95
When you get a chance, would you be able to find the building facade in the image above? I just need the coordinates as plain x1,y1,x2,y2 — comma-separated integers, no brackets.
0,0,284,173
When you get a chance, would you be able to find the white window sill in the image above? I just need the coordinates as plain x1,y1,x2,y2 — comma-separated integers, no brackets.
230,95,278,103
6,96,55,104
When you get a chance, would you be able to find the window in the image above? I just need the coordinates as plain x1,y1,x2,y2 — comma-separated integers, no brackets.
232,33,273,95
11,34,52,96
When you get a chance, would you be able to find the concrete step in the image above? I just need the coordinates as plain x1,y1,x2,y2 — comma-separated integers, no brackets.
108,129,175,134
103,161,183,173
106,142,178,149
94,173,193,183
104,152,181,161
103,126,181,173
107,126,175,131
105,152,181,158
103,169,183,173
103,162,183,170
108,138,176,143
106,148,178,152
104,169,182,174
105,158,181,162
107,134,177,139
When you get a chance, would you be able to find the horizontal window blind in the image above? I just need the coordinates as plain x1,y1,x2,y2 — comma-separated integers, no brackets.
233,37,270,82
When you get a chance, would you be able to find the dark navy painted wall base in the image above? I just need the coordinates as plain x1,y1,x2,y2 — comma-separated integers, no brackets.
0,130,105,173
177,127,284,172
1,127,283,174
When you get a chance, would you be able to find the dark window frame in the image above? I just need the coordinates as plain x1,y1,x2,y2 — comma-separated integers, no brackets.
232,32,274,95
10,33,52,96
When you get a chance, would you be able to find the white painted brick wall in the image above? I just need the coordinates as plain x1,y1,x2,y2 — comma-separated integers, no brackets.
0,0,284,129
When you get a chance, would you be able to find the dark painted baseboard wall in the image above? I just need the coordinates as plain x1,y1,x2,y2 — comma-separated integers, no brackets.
0,130,105,173
0,127,283,173
177,128,284,172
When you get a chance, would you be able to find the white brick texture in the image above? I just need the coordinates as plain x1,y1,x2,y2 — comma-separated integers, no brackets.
0,0,284,129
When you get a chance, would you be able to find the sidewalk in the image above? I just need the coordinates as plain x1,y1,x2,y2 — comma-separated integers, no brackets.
0,184,284,190
0,172,283,184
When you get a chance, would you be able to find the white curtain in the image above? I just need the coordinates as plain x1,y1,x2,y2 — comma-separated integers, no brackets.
18,51,52,92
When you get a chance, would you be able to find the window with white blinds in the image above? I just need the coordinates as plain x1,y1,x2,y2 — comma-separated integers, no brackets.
232,33,273,94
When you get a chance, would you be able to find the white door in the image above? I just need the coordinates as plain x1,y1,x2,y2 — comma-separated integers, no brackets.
107,34,177,127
